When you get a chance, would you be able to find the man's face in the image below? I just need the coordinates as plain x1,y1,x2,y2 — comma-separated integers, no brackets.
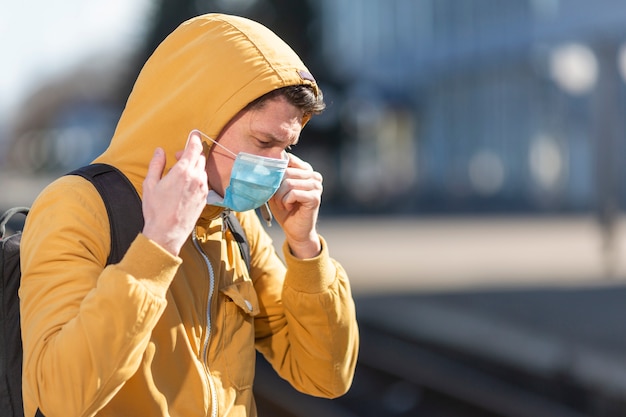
206,95,304,196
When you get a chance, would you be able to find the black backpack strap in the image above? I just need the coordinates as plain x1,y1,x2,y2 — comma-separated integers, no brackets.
223,212,251,272
68,163,144,265
1,208,29,417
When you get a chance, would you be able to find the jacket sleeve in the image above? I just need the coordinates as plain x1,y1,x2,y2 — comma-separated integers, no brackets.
19,176,180,417
241,212,359,398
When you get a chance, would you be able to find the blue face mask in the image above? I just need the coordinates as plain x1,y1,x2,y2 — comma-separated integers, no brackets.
193,130,289,212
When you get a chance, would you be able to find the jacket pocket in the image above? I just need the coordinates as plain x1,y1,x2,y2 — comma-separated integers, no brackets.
219,281,259,390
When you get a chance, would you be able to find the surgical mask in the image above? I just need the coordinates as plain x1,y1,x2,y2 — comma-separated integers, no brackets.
192,130,289,212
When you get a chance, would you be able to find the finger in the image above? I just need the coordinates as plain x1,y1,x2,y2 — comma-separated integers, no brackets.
281,188,322,210
274,177,323,202
144,147,166,186
180,131,204,163
286,153,313,171
283,167,323,182
194,152,207,173
279,177,323,195
274,173,323,201
185,130,202,149
176,131,201,161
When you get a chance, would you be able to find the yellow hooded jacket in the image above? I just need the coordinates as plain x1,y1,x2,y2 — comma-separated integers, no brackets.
19,14,359,417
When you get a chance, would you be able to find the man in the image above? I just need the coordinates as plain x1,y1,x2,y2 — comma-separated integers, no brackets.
19,13,358,417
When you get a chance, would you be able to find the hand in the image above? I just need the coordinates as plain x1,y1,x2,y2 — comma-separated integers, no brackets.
269,153,322,259
141,132,208,255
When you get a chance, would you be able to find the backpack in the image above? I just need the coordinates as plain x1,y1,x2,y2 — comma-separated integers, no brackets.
1,163,249,417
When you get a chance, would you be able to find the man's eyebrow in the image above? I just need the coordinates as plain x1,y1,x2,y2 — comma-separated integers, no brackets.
257,131,300,146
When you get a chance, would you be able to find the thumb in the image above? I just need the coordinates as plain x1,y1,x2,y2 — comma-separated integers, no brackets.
145,147,166,186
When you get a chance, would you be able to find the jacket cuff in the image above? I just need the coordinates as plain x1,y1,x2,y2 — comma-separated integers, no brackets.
282,235,337,294
117,234,182,298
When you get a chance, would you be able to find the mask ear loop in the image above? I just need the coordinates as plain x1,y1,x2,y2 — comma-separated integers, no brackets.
190,129,238,158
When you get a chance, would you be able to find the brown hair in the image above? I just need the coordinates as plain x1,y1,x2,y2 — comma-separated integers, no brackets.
245,85,325,120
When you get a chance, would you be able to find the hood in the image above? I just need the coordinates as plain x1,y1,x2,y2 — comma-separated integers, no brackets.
94,13,319,198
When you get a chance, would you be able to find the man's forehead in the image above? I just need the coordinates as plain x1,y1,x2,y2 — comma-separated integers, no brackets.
248,103,303,145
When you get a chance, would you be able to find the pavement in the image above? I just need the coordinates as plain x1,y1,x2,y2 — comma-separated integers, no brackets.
309,214,626,294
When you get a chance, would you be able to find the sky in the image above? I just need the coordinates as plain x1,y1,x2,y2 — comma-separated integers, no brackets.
0,0,153,122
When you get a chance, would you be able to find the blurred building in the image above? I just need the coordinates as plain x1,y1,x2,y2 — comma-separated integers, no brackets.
4,51,132,174
312,0,626,215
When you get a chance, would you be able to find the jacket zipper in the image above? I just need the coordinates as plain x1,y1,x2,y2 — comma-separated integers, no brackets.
192,229,219,417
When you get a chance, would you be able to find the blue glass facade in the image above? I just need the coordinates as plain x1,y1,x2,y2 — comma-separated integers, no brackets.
313,0,626,214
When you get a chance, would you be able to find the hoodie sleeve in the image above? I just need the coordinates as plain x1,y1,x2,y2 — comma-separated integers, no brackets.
241,211,359,399
19,176,180,417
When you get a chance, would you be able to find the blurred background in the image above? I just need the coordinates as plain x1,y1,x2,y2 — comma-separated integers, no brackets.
5,0,626,416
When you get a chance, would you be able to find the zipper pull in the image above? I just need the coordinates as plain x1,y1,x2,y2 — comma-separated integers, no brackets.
221,209,232,234
221,220,226,234
260,203,273,227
